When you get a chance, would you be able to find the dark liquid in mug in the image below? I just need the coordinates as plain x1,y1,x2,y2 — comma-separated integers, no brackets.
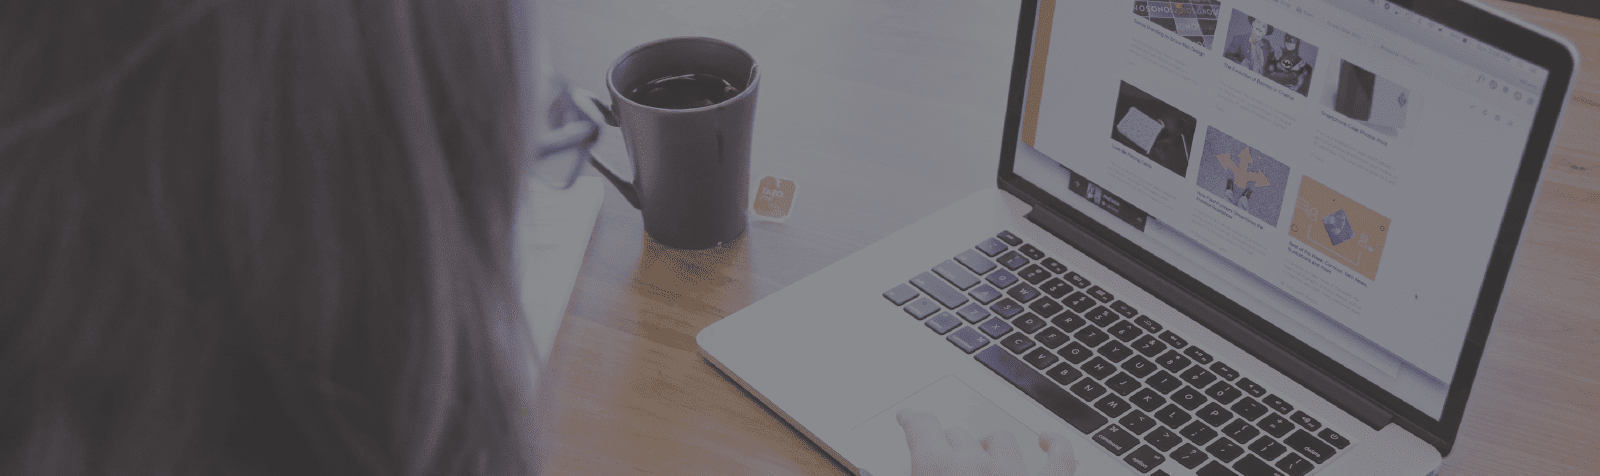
625,73,743,109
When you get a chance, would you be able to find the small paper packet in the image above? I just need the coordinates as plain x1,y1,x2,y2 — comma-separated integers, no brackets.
750,175,797,223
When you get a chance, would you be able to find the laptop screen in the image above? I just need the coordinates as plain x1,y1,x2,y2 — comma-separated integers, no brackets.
1005,0,1560,422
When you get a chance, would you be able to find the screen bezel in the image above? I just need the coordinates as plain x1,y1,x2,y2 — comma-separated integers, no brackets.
995,0,1576,455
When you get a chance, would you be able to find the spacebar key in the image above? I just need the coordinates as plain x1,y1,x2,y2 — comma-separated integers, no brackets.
975,346,1108,433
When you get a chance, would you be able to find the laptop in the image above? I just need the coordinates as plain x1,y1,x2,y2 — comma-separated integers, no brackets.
698,0,1577,475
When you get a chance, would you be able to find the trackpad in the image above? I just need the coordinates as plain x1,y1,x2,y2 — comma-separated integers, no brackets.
844,375,1046,476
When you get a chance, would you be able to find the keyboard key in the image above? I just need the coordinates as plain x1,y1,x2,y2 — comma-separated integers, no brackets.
1171,443,1209,469
1039,278,1072,299
990,299,1024,318
969,284,1002,304
955,249,998,275
976,237,1008,256
1183,346,1214,365
1144,426,1182,451
1086,285,1114,302
1181,366,1218,389
957,303,990,323
1131,334,1168,357
1058,342,1093,364
1181,421,1219,445
1197,461,1239,476
1248,435,1287,460
1082,357,1118,380
996,230,1023,246
1262,395,1293,414
1274,453,1315,476
1172,386,1207,410
1093,425,1140,456
1023,347,1060,370
1196,403,1234,427
1035,327,1070,348
1045,362,1083,385
1027,297,1065,318
1318,428,1349,449
1012,313,1047,333
910,272,968,309
1106,372,1142,395
1006,283,1041,303
1222,419,1260,444
996,250,1029,270
1124,445,1167,473
1233,454,1281,476
1130,388,1167,412
1210,362,1240,381
904,297,941,320
925,312,962,334
883,284,920,305
1098,341,1135,363
1121,410,1158,434
1258,414,1294,438
1074,325,1110,347
932,260,981,290
1284,430,1333,463
1133,315,1163,333
1071,378,1107,401
1000,332,1036,354
1018,243,1046,260
986,269,1020,289
1108,320,1144,342
1156,350,1193,373
1231,397,1269,421
1084,306,1121,327
973,346,1107,433
1108,301,1138,319
1062,272,1091,288
1207,438,1245,463
1121,355,1158,378
978,317,1012,338
1236,378,1267,398
1040,257,1069,274
1061,292,1096,313
1050,312,1088,332
1158,330,1188,348
1095,394,1131,418
947,327,990,354
1289,411,1321,432
1018,264,1051,284
1154,404,1192,428
1146,371,1184,394
1206,382,1243,405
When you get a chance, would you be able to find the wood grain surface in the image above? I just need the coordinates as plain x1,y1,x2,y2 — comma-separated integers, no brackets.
534,0,1600,474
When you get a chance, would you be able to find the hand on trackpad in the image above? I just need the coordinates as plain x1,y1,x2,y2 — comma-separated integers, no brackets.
845,375,1077,476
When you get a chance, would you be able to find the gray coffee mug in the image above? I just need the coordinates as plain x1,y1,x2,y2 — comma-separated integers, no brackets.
574,37,759,250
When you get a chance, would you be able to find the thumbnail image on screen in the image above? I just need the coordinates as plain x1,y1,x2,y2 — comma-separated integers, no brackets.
1196,126,1291,226
1221,9,1318,96
1289,175,1391,280
1134,0,1221,48
1325,60,1409,136
1111,81,1197,177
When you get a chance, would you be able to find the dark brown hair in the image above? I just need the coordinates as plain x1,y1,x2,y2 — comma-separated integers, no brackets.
0,1,541,475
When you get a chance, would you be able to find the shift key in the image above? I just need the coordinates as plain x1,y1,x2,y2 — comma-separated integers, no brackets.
975,346,1108,434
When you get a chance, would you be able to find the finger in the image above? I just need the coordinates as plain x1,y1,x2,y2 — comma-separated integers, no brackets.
1037,431,1078,476
981,430,1025,474
898,409,952,457
945,427,981,455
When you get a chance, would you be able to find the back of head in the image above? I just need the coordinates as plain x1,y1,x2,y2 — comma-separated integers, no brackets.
0,1,540,475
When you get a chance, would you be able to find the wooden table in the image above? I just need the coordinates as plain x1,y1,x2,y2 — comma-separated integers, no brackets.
535,1,1600,474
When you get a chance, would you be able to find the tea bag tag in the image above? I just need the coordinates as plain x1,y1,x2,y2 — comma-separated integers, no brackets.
750,175,797,223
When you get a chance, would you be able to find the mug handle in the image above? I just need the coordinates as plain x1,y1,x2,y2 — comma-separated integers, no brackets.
570,88,642,209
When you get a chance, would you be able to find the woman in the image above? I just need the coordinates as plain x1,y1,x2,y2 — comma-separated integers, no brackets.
0,1,541,475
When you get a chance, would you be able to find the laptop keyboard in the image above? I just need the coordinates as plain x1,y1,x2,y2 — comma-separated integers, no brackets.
883,231,1353,476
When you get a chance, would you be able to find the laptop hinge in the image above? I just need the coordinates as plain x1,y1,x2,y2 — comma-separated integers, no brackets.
1021,203,1395,431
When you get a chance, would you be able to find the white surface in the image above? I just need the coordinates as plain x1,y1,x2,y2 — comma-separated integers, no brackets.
514,175,606,366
